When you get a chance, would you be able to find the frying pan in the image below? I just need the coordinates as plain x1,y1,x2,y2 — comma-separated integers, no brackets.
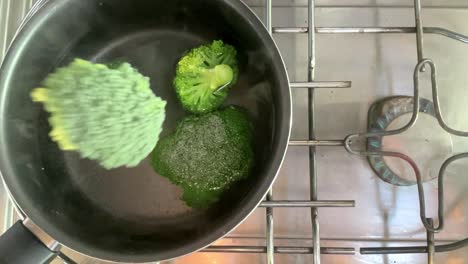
0,0,291,262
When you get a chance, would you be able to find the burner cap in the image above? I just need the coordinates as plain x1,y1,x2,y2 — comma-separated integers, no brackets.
367,96,453,186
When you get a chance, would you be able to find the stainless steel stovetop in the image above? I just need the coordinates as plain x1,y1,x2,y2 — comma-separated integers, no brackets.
1,0,467,263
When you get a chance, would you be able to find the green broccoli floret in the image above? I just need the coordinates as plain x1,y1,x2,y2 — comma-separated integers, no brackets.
151,106,254,208
31,58,166,169
174,40,239,114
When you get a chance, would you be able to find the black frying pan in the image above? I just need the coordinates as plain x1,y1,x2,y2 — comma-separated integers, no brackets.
0,0,291,262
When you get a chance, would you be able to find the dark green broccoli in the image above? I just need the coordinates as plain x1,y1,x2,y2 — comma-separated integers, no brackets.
151,106,254,208
31,59,166,169
173,40,239,114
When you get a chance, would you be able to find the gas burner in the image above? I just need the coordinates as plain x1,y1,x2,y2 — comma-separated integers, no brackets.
367,96,453,186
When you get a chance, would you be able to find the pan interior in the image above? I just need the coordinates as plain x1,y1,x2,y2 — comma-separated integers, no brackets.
0,0,288,261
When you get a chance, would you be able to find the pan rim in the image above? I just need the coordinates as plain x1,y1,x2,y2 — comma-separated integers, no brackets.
0,0,292,262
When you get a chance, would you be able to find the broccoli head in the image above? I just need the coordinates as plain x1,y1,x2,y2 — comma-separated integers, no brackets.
31,59,166,169
151,106,254,208
174,40,239,114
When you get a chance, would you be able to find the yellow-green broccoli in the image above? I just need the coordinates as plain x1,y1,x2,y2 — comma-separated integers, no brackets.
173,40,238,114
31,59,166,169
151,106,254,208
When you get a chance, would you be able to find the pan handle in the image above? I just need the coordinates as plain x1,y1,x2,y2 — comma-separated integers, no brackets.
0,221,57,263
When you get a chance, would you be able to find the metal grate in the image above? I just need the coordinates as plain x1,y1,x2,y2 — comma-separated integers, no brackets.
203,0,468,264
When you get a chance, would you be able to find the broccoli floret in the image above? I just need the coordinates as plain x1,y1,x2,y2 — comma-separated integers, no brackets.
151,106,254,208
174,40,239,114
31,58,166,169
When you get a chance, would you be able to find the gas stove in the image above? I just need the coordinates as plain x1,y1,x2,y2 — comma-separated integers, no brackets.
1,0,467,263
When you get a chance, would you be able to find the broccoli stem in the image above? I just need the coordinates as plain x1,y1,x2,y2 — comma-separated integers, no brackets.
204,64,234,90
